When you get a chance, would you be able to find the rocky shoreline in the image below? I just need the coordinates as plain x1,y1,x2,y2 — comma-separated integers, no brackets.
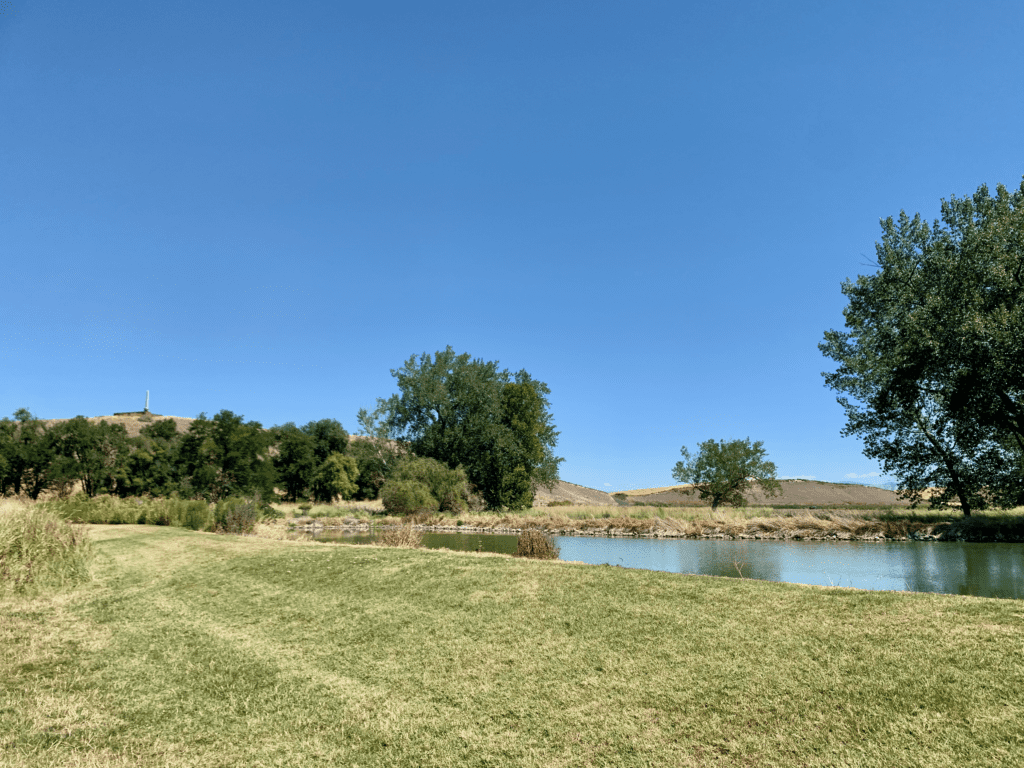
284,515,1024,543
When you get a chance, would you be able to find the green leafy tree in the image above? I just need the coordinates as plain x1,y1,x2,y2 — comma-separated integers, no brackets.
0,417,17,496
177,411,276,501
272,423,317,501
302,419,349,463
5,410,56,500
47,417,131,497
346,435,404,500
820,181,1024,515
672,438,780,511
485,376,560,509
115,419,184,497
272,419,349,501
362,347,562,510
311,452,359,503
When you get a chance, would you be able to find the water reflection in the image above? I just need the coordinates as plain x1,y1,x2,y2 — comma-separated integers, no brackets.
900,542,1024,599
313,529,1023,599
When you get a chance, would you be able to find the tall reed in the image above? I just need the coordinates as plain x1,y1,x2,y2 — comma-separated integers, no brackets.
514,529,560,559
0,501,93,593
378,522,423,548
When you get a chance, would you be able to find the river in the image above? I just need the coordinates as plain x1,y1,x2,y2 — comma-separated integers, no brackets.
313,530,1024,599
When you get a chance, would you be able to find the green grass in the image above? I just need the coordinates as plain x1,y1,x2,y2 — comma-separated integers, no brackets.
2,525,1022,767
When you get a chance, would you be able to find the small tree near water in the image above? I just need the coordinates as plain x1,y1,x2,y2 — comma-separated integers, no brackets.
672,438,780,511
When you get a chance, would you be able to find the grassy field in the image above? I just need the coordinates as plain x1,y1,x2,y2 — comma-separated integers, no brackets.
2,524,1022,767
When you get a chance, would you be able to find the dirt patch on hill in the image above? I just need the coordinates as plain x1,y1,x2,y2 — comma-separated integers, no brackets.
621,479,911,508
533,481,619,507
40,413,195,439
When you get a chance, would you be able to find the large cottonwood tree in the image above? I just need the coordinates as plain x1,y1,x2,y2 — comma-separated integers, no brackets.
361,347,562,510
820,180,1024,515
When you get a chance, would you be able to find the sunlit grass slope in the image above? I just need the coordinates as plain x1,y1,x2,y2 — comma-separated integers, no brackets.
2,525,1022,767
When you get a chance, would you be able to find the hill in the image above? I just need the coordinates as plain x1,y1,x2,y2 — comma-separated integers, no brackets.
39,412,196,440
615,479,911,508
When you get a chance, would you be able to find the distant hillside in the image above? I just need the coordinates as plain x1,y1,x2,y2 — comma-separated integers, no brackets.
39,413,196,440
615,479,911,508
533,481,619,507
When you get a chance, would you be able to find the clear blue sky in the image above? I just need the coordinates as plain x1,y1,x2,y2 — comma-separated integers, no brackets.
2,1,1022,491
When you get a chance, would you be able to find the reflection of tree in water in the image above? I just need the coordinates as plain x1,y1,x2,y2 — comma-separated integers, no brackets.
902,543,1024,599
693,541,783,583
420,533,520,555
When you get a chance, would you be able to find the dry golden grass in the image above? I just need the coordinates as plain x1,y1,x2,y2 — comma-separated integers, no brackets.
514,529,560,559
250,522,312,542
0,499,93,593
0,498,31,516
377,523,423,548
416,504,1024,540
269,498,384,519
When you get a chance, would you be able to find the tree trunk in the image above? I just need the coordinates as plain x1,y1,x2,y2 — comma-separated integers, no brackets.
947,467,972,516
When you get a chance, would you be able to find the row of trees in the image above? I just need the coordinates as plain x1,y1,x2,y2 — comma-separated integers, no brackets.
821,180,1024,515
1,348,564,511
0,409,365,503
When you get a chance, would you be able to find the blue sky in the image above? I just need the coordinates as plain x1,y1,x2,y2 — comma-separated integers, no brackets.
2,1,1022,491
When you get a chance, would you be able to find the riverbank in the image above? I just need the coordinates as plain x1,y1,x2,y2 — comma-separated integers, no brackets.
282,506,1024,543
2,524,1021,767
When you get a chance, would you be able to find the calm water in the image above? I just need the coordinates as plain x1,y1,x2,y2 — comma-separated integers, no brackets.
314,530,1024,599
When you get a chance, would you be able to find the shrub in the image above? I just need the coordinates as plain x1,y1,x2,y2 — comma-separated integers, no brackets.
390,457,470,513
547,500,573,507
378,522,423,548
177,499,215,531
43,494,218,531
381,479,437,516
214,496,259,535
143,498,175,526
260,505,285,520
515,529,560,560
0,503,93,593
43,494,142,524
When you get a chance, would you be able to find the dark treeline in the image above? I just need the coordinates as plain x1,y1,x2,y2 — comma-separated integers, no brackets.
0,408,397,506
2,349,563,514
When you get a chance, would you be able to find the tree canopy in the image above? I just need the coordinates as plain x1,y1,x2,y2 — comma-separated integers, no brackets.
0,409,360,505
47,416,130,497
177,410,276,501
820,180,1024,515
360,347,562,510
272,419,350,502
671,438,780,511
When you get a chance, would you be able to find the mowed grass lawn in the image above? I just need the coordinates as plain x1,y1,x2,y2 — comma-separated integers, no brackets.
2,526,1022,767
